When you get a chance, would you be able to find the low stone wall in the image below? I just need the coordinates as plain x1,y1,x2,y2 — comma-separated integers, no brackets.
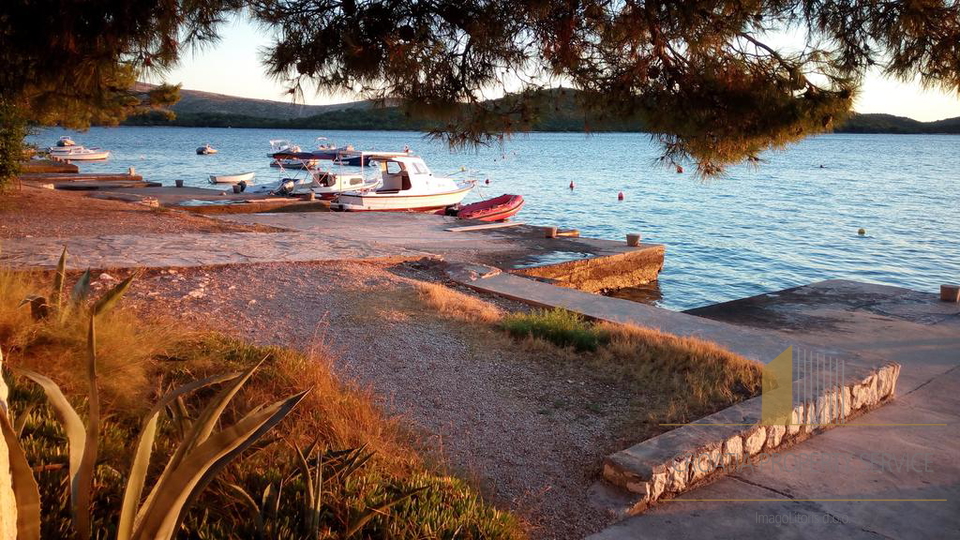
514,245,665,293
602,362,901,515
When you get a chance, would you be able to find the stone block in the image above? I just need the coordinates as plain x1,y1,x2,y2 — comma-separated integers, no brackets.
766,424,786,449
787,403,804,436
690,444,722,483
743,427,767,456
722,435,743,469
665,457,690,493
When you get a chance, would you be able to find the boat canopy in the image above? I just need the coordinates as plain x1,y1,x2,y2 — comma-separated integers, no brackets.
270,151,338,160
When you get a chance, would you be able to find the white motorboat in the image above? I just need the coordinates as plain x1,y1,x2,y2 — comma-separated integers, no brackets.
261,149,381,198
330,153,475,212
196,143,218,155
268,139,319,169
49,145,110,161
208,171,255,185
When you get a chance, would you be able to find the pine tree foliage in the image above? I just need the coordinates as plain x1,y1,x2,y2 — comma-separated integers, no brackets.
251,0,960,175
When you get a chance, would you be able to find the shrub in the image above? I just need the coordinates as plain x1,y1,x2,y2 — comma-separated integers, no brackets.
502,308,607,351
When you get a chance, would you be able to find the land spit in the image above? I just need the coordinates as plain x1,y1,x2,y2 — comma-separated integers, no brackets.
3,185,956,539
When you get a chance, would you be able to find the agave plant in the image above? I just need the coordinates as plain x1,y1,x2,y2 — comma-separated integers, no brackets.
213,441,425,539
1,255,308,540
19,247,96,322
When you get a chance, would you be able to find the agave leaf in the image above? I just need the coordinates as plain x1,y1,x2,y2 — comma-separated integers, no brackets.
13,402,37,438
50,246,67,313
73,315,100,539
345,486,427,537
147,358,267,517
0,409,41,540
223,482,265,534
169,357,267,472
92,273,136,316
14,367,86,498
69,269,92,308
134,390,309,540
117,372,241,540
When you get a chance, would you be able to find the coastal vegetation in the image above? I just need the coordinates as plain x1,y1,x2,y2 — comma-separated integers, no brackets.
415,283,763,434
125,87,960,135
0,263,523,538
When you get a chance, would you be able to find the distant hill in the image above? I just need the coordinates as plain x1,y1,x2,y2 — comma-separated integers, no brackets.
835,113,960,134
125,85,960,134
133,82,371,120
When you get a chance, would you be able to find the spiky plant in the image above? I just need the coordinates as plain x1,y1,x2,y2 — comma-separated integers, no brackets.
1,256,308,540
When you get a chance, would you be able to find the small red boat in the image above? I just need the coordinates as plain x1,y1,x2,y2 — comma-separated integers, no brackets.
439,194,525,222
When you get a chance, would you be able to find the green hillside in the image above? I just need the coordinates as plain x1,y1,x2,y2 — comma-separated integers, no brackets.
123,86,960,134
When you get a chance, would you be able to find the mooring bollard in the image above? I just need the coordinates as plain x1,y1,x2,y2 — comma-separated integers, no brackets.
175,179,184,188
941,284,960,303
544,226,558,238
232,184,242,194
626,233,642,247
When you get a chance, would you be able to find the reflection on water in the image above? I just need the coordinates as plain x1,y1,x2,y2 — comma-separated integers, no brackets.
606,281,664,306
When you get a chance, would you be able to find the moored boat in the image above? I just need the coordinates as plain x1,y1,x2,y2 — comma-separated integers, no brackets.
266,150,381,198
196,143,218,155
330,153,475,212
441,194,525,222
49,145,110,161
208,171,256,185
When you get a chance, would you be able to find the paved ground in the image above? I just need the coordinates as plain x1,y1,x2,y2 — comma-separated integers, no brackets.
588,281,960,539
0,211,663,280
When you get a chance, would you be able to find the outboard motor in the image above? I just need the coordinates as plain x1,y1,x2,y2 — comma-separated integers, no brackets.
272,178,297,197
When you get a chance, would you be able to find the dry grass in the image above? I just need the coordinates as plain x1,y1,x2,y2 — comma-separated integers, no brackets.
594,321,762,425
1,266,523,538
164,334,421,474
415,282,504,324
415,292,764,441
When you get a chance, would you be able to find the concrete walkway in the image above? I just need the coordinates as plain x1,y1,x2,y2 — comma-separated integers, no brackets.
585,281,959,539
0,231,433,269
455,270,875,366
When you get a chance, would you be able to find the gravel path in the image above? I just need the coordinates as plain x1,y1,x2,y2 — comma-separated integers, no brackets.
124,260,635,539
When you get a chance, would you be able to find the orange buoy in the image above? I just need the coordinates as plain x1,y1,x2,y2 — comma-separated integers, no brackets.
569,181,575,190
618,191,624,201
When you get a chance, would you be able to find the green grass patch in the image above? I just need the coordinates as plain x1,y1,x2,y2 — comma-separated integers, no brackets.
502,308,607,351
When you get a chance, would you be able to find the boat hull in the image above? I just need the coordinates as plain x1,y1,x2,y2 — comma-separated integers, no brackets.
331,184,473,212
451,194,524,222
209,172,256,185
50,148,110,161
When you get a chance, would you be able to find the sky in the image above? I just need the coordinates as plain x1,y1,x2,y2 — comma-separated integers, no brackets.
157,17,960,122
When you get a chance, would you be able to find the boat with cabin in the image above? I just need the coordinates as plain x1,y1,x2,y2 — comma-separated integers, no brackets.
55,136,76,147
330,152,474,212
262,150,380,198
196,143,218,155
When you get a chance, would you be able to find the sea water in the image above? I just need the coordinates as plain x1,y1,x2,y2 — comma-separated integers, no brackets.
28,127,960,310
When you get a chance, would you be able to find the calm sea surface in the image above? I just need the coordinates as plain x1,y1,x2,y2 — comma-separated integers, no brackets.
28,126,960,310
